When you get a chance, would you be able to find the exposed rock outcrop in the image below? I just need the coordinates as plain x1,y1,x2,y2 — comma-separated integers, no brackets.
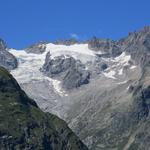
26,42,47,54
119,26,150,67
88,37,122,57
41,52,90,89
0,39,18,70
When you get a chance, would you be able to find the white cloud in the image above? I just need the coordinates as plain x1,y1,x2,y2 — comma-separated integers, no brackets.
70,33,79,39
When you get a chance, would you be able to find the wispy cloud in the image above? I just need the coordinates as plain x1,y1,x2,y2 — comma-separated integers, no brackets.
70,33,79,39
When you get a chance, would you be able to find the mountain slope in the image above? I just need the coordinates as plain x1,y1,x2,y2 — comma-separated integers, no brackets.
0,66,88,150
2,26,150,149
65,26,150,150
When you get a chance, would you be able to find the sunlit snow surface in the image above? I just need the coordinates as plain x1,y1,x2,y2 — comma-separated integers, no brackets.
46,43,97,63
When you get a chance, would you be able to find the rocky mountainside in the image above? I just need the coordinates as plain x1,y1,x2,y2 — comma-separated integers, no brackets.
0,39,18,70
119,26,150,67
0,66,88,150
1,26,150,149
65,26,150,150
88,37,122,57
26,42,47,54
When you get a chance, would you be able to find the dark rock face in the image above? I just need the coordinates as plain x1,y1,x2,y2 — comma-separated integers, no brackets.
0,39,18,70
63,65,90,90
143,35,150,50
100,63,108,70
122,85,150,150
88,37,122,57
41,52,90,90
0,66,88,150
119,26,150,67
131,85,150,122
42,52,76,77
26,42,47,54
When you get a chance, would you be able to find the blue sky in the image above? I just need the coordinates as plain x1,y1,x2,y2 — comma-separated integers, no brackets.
0,0,150,49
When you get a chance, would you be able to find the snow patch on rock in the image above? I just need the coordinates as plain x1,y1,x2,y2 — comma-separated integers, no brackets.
113,52,131,65
103,70,116,79
118,68,123,75
130,66,137,69
117,80,128,85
